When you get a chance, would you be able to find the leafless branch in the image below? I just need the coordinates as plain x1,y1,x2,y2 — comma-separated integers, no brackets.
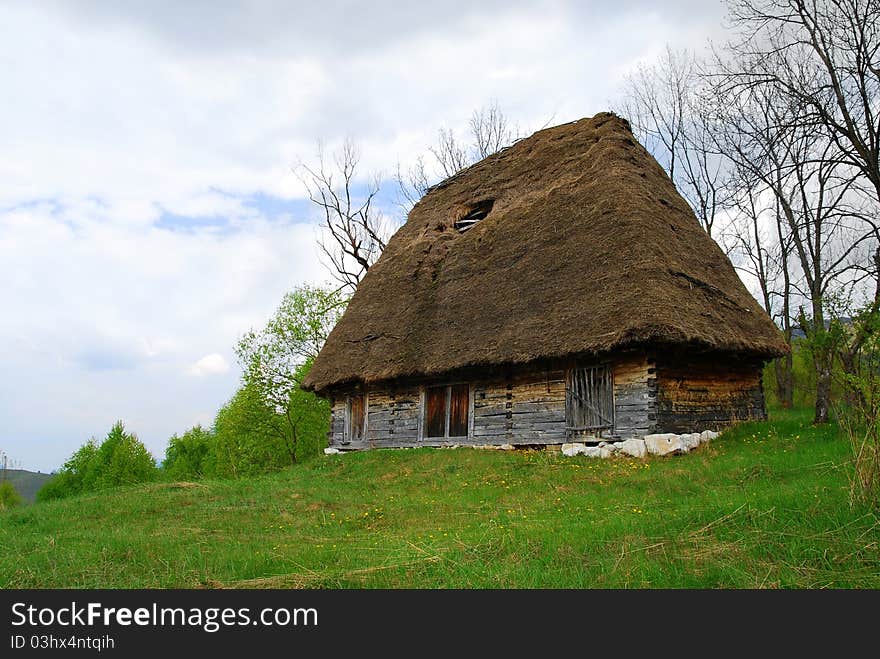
297,140,394,294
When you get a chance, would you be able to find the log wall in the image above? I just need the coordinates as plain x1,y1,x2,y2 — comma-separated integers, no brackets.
654,353,766,433
327,352,657,448
609,353,656,438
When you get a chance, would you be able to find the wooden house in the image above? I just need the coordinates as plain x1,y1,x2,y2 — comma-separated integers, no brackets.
302,113,788,450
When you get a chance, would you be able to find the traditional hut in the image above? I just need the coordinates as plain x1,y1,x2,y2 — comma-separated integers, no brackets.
303,113,787,450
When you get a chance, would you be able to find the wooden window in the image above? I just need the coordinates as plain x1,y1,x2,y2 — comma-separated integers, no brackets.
347,394,366,442
424,384,470,439
566,366,613,432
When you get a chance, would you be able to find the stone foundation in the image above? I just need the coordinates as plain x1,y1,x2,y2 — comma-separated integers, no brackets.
560,430,719,459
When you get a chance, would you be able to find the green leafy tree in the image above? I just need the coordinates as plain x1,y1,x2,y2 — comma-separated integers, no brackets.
0,481,22,509
37,439,99,501
829,283,880,507
34,473,71,502
208,381,288,478
93,422,158,489
37,422,157,501
237,284,346,387
164,425,213,481
283,360,332,460
234,285,344,465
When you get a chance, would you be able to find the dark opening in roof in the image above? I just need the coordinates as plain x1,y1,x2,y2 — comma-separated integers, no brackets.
454,199,494,233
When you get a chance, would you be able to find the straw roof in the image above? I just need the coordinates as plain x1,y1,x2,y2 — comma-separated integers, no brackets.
304,112,787,394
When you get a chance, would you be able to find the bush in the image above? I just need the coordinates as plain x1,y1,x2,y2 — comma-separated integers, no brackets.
208,383,290,479
0,481,22,509
287,379,330,461
93,422,157,489
37,440,99,501
37,422,158,501
164,426,213,481
762,337,849,411
205,373,329,480
35,473,76,503
834,307,880,508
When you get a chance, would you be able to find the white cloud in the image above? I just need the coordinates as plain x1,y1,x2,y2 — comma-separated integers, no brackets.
188,353,231,377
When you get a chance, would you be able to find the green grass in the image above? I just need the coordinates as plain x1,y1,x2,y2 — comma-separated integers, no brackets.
2,408,878,588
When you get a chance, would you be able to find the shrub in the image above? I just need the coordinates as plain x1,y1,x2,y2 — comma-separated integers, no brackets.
37,422,157,501
206,374,329,480
35,473,76,503
834,307,880,508
37,440,99,501
164,425,213,481
0,481,22,509
208,383,289,479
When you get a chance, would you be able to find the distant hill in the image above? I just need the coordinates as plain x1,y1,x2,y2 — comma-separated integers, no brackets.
2,469,53,503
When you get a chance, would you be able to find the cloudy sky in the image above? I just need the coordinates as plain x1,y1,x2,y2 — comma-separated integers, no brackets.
0,0,727,472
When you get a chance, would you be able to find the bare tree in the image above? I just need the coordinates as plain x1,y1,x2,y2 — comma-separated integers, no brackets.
724,162,796,406
714,0,880,422
430,127,471,179
298,140,394,294
771,179,797,407
396,101,521,215
470,100,520,159
616,46,731,236
680,99,732,238
725,0,880,204
395,155,431,212
711,75,874,422
618,46,691,180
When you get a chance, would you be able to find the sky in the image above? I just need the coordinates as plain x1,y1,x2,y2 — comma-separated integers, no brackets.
0,0,729,472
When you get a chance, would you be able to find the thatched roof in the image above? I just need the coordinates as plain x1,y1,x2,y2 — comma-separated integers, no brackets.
304,112,787,394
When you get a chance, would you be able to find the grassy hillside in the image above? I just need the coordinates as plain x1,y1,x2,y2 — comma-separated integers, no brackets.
1,408,877,588
2,469,53,503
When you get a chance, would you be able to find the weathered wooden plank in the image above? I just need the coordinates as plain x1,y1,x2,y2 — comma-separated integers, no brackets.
615,409,653,422
614,404,652,415
616,390,652,401
370,434,419,444
368,411,419,423
614,366,652,384
472,428,513,437
475,396,565,407
654,353,765,433
474,423,512,435
507,419,568,428
329,402,346,446
615,404,652,414
371,439,419,448
474,403,564,416
502,385,566,397
507,436,568,444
